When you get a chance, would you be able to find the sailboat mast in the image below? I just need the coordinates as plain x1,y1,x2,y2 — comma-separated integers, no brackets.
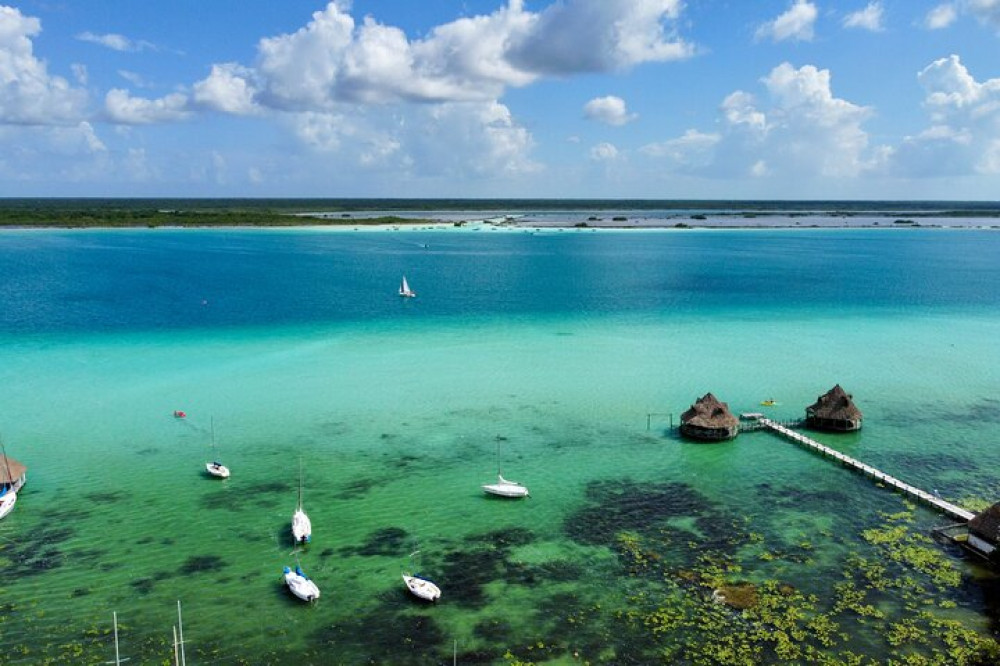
113,611,121,666
297,458,303,511
176,600,186,666
0,437,15,492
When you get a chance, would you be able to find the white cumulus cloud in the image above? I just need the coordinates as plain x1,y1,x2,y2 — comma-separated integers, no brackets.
193,0,694,112
925,4,959,29
583,96,636,126
589,142,619,161
755,1,818,42
76,31,155,52
843,2,884,31
105,89,191,124
193,63,260,114
641,62,882,180
0,6,88,125
891,55,1000,175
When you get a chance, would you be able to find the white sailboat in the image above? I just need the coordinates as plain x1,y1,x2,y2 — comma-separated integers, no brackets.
283,564,321,602
204,418,230,479
291,461,312,544
0,439,24,521
402,550,441,602
482,437,529,498
398,275,416,298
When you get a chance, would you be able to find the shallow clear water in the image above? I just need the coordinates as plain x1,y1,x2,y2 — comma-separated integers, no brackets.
1,227,999,664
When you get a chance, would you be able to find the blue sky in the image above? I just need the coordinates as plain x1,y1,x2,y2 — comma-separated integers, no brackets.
2,0,1000,199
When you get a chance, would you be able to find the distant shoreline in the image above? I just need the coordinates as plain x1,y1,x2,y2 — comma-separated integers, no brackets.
2,199,1000,229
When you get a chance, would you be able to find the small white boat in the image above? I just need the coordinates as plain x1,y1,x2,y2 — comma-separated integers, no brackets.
0,440,25,520
482,474,529,498
398,275,416,298
205,461,230,479
402,574,441,602
284,565,321,602
292,508,312,544
0,489,16,521
292,461,312,544
205,418,230,479
482,436,529,498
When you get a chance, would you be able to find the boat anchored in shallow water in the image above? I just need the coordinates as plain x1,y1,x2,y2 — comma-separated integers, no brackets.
205,418,230,479
284,565,320,602
482,436,529,498
292,460,312,544
403,574,441,602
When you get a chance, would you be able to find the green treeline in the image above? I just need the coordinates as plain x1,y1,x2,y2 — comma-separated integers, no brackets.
0,206,429,228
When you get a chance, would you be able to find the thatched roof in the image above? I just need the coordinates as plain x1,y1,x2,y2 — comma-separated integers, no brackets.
681,393,739,429
0,454,27,485
807,385,862,421
969,502,1000,545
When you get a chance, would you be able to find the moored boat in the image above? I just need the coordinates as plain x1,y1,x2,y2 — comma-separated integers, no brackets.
284,565,321,602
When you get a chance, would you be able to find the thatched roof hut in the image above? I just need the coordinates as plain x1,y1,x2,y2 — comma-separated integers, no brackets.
806,385,862,432
967,502,1000,560
0,454,27,492
680,393,739,441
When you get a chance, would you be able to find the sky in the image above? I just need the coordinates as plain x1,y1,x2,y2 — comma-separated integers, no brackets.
2,0,1000,200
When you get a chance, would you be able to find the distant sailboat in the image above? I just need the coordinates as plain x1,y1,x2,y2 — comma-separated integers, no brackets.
205,418,230,479
482,436,529,498
292,460,312,544
398,275,416,298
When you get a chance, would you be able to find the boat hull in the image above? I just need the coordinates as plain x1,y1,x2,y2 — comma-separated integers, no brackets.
0,491,15,520
284,569,320,602
403,574,440,601
482,483,530,498
206,462,230,478
292,509,312,543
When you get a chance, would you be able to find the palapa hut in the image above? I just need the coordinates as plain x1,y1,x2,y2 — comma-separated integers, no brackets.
805,385,862,432
965,502,1000,562
0,454,27,493
680,393,739,441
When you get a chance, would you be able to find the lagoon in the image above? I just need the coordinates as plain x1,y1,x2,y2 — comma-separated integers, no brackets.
2,226,1000,664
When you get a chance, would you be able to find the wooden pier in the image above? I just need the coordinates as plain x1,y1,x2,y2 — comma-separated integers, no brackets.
758,418,974,522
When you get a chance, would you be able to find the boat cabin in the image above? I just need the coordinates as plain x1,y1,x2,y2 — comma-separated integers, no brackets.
680,393,740,441
0,454,27,494
805,385,863,432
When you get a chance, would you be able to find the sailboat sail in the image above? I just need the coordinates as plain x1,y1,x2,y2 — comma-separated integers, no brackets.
399,276,416,298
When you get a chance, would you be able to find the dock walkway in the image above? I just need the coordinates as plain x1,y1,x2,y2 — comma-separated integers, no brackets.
758,418,974,522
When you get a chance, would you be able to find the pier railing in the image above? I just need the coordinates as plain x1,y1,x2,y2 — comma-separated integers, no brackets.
758,418,974,522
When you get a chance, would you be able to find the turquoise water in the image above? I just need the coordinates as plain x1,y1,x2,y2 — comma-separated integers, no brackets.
2,228,1000,664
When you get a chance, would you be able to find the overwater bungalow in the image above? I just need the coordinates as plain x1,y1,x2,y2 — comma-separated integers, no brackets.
965,502,1000,562
805,385,862,432
0,453,27,493
680,393,739,441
